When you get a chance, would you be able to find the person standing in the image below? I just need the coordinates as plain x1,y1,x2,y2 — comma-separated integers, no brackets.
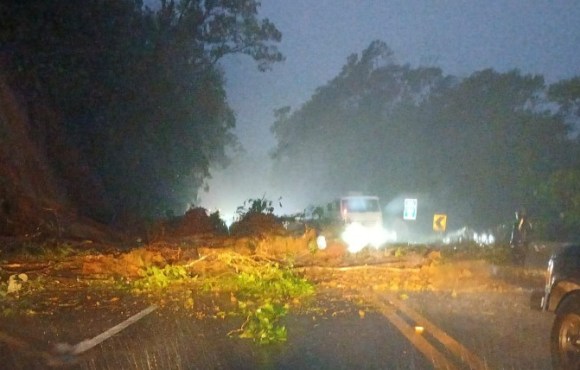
510,208,532,265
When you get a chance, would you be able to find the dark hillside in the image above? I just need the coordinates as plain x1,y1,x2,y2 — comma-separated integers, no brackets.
0,72,112,241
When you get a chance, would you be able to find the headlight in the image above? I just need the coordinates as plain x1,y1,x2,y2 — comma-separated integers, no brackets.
341,223,396,253
341,223,368,253
316,235,327,250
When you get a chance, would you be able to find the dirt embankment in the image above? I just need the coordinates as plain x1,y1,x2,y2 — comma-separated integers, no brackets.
0,72,115,241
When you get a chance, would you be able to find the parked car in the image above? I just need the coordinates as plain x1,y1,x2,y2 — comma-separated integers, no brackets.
539,244,580,369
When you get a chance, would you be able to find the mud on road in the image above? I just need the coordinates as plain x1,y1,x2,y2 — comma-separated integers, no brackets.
0,238,556,369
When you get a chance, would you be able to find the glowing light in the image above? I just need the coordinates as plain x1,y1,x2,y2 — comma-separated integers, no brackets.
341,223,396,253
342,223,368,253
316,235,327,250
472,232,496,246
223,213,235,228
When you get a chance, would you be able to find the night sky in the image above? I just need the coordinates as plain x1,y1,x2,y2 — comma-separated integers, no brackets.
200,0,580,220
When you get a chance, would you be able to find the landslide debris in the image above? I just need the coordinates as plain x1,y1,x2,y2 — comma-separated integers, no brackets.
0,202,548,349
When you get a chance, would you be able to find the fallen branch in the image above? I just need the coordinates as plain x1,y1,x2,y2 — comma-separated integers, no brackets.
297,262,424,272
183,254,209,267
52,304,158,363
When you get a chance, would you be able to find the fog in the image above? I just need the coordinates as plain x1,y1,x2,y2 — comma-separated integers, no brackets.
199,1,580,242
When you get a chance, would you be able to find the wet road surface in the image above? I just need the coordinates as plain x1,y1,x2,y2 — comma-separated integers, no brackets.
1,288,553,369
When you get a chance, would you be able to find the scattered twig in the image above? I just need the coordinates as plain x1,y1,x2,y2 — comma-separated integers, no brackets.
227,315,251,338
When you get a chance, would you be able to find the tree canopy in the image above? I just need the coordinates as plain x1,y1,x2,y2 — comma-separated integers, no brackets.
1,0,283,220
271,40,578,239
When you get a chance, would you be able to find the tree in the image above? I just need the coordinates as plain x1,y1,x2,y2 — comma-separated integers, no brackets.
531,77,580,239
270,41,574,231
549,77,580,127
536,169,580,241
424,69,571,226
548,77,580,168
0,0,283,220
270,41,446,204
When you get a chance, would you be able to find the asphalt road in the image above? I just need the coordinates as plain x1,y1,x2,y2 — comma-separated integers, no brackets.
0,288,554,370
404,290,554,369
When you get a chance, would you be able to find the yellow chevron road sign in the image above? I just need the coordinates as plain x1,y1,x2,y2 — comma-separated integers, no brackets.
433,214,447,232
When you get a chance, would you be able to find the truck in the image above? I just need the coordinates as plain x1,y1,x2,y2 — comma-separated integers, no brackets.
327,195,383,227
538,244,580,369
320,194,395,252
